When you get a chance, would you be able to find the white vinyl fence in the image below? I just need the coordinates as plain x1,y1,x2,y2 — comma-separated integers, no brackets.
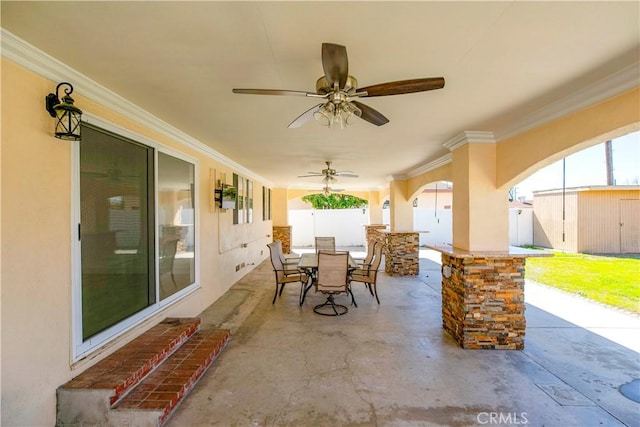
289,209,369,247
290,207,532,248
508,207,534,246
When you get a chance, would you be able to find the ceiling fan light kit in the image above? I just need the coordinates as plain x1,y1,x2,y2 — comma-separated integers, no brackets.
233,43,444,129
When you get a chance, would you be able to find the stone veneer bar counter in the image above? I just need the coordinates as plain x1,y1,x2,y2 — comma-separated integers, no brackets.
427,244,551,350
381,231,420,276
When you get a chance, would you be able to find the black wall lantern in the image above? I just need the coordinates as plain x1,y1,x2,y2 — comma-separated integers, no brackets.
45,82,82,141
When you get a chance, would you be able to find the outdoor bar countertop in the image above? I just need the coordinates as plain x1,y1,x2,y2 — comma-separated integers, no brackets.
426,244,553,258
379,230,429,233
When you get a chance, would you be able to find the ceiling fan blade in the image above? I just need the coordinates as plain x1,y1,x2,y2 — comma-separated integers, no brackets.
298,174,322,178
232,88,324,98
351,101,389,126
357,77,445,97
288,103,324,128
335,173,359,178
322,43,348,89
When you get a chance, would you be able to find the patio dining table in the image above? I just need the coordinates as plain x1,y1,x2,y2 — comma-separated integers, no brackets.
296,252,358,306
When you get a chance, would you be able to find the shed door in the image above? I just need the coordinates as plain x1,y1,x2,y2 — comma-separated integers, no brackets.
620,199,640,253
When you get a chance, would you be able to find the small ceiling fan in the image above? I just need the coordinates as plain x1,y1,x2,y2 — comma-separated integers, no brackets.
298,161,358,182
233,42,444,128
322,184,344,196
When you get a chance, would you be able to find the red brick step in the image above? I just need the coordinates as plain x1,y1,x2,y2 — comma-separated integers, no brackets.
56,318,230,427
113,328,230,426
59,318,201,406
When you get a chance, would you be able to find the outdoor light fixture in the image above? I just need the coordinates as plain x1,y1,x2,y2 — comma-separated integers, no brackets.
313,84,362,129
45,82,82,141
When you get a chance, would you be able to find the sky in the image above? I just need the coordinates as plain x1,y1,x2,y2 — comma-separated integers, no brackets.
513,131,640,201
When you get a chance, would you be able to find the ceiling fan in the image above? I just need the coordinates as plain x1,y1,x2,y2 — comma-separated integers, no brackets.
233,42,445,128
322,184,344,196
298,161,358,182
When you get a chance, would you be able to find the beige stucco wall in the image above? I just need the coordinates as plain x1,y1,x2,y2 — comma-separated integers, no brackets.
407,163,453,199
271,187,289,226
389,179,413,231
450,143,509,251
497,88,640,190
1,58,271,426
402,88,639,252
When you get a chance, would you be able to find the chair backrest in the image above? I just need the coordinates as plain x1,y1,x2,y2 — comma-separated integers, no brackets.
273,239,287,264
315,236,336,253
362,240,378,266
316,251,349,293
370,242,385,271
354,243,385,282
266,242,286,282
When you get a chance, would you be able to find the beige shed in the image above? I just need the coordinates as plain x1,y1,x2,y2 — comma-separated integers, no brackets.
533,186,640,254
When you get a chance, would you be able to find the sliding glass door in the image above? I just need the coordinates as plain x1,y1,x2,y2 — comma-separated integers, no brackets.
80,125,155,340
76,122,198,355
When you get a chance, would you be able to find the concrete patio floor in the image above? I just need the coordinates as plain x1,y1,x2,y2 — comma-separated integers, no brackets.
167,249,640,427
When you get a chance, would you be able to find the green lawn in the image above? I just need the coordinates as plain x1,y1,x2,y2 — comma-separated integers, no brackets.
525,251,640,314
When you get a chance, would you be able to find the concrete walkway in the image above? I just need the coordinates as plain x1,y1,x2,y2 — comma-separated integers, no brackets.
167,250,640,427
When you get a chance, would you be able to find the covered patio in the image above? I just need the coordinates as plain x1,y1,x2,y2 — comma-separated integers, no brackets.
2,2,638,425
167,250,639,426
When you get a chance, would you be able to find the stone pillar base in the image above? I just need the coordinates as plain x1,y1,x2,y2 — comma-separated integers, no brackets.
441,254,526,350
383,231,419,276
272,226,292,254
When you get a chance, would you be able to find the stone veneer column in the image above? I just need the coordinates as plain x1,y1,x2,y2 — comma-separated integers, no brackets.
383,232,419,276
272,226,292,254
365,224,387,246
441,254,526,349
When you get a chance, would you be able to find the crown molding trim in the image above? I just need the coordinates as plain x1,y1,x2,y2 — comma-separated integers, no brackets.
494,62,640,141
443,131,496,151
406,153,453,178
1,29,270,185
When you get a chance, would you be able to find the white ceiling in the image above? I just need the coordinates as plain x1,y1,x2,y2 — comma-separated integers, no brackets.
2,1,638,191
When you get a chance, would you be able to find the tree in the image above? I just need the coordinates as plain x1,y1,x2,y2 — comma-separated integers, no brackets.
301,193,368,209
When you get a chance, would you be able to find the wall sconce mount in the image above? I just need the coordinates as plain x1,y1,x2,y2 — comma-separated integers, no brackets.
45,82,82,141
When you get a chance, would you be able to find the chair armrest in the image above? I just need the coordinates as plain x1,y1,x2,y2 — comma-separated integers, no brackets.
273,266,303,275
354,261,373,273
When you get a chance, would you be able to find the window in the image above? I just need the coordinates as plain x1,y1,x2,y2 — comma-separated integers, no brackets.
158,152,195,299
233,173,243,224
263,186,271,221
232,173,253,224
75,123,197,358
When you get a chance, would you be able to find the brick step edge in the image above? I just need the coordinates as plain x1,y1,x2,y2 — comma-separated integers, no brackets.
113,328,231,426
60,317,201,406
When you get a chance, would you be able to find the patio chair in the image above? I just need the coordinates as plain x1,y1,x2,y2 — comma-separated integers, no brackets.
312,251,357,316
315,236,336,253
266,242,307,304
355,240,377,269
273,239,300,267
350,242,384,304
